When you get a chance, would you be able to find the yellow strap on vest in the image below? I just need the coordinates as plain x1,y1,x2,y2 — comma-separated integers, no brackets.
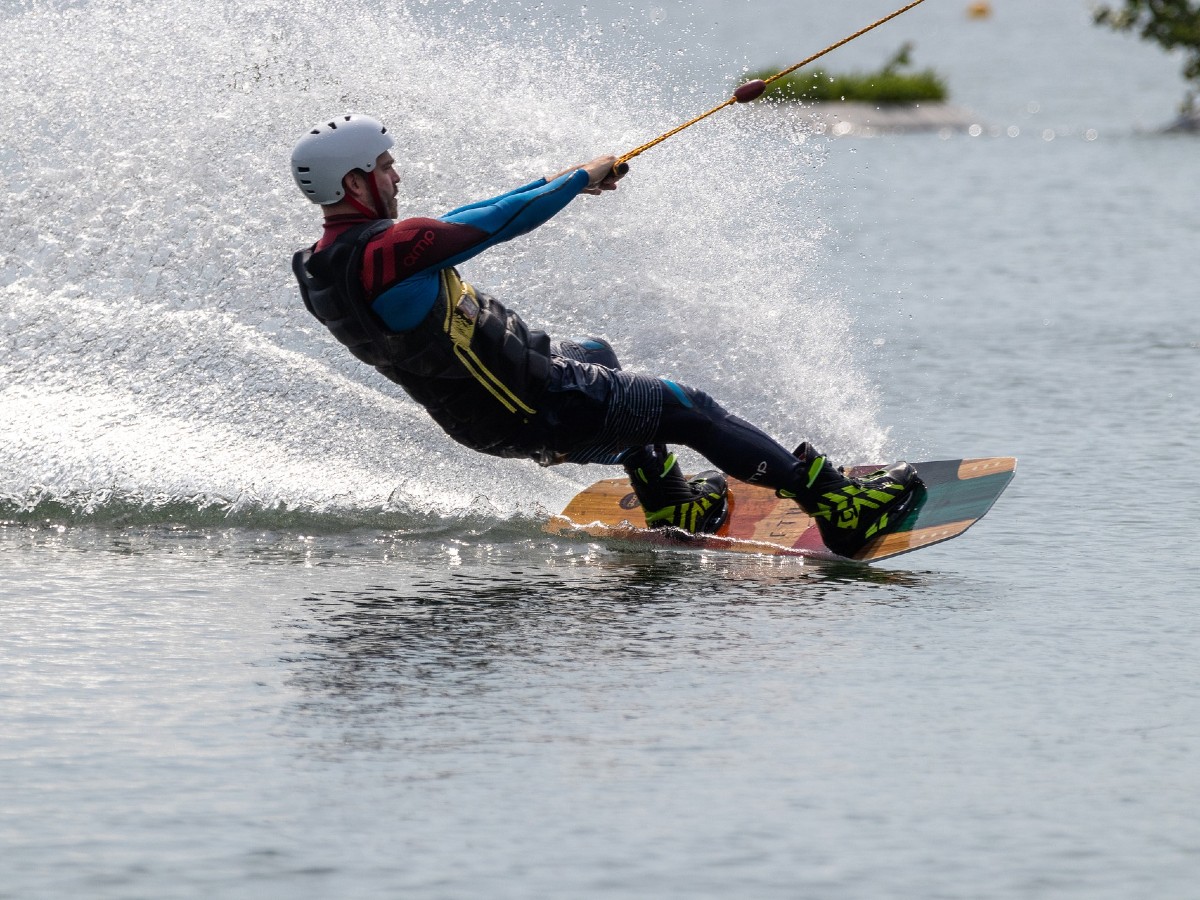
440,270,537,417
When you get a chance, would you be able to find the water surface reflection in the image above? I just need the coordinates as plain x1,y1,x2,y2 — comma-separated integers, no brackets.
276,546,937,760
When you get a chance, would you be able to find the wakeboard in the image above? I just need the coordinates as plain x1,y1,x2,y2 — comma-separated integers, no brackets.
546,457,1016,564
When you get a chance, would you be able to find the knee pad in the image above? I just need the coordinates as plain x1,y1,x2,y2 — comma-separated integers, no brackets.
555,336,621,370
660,379,717,414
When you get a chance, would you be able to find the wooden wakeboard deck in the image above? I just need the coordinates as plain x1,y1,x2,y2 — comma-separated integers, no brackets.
546,457,1016,564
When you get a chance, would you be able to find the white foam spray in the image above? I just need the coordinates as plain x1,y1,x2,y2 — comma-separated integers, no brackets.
0,0,887,523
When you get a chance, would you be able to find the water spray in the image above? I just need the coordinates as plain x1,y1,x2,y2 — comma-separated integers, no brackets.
613,0,928,175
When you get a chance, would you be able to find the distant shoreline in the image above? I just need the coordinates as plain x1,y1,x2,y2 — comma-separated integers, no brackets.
797,101,979,136
782,101,1197,137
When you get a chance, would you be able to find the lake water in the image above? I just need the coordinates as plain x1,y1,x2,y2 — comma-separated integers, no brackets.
2,0,1198,897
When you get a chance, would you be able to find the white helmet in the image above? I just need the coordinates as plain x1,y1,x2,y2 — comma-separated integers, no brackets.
291,114,395,205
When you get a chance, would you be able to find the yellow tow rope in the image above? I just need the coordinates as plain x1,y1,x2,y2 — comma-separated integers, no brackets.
614,0,928,173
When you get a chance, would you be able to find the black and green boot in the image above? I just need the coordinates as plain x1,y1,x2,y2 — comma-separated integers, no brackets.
778,442,923,558
622,444,729,535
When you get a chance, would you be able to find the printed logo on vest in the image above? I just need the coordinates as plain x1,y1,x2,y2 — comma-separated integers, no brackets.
403,230,437,267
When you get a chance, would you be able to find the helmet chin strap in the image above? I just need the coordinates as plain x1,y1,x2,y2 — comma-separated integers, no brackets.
366,175,390,219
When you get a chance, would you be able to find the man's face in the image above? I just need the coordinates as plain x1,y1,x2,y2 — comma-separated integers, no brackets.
373,151,400,218
345,151,401,217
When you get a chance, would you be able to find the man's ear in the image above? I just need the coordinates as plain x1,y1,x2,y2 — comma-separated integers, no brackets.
342,169,366,199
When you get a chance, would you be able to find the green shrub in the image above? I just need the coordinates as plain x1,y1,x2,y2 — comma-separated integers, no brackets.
746,43,948,105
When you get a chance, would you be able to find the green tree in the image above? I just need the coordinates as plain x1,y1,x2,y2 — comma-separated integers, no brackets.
1093,0,1200,115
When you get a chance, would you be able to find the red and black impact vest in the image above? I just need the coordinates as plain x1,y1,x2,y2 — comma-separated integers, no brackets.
292,221,555,457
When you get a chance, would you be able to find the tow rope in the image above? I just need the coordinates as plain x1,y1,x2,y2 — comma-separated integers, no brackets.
614,0,929,174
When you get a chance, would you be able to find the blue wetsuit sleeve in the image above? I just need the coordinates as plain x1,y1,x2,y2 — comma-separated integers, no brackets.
434,169,589,270
442,173,580,217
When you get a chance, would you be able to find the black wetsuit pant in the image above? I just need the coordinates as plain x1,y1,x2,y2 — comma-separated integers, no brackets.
547,338,809,494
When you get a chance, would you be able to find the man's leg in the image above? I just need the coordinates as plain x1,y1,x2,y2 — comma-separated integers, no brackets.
541,349,917,552
551,339,729,534
549,338,724,535
650,379,922,558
